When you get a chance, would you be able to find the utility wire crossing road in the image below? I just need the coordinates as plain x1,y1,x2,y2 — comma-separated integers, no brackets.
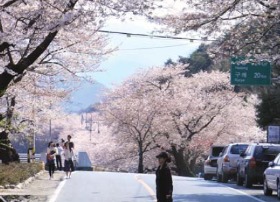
49,171,279,202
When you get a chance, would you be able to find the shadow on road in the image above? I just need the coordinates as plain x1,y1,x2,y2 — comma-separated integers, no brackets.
201,179,280,202
193,182,227,188
173,178,198,182
204,179,263,190
132,195,154,201
173,193,261,202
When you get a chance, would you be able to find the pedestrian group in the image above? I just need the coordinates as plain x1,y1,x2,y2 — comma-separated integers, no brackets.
46,135,76,180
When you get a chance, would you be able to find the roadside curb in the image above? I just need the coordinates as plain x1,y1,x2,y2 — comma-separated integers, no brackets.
16,170,46,189
0,170,45,190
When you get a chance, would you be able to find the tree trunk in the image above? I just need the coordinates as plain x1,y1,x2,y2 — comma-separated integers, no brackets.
138,142,144,173
171,145,193,176
0,96,19,164
0,131,19,164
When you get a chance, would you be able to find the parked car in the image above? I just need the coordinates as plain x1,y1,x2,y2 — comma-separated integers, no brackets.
263,153,280,198
217,143,249,183
204,145,225,180
237,143,280,188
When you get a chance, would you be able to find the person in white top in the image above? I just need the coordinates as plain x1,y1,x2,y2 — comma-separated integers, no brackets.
56,143,63,171
47,142,57,180
63,142,75,179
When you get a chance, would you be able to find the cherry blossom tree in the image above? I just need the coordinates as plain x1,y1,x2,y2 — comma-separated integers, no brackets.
0,0,160,161
150,0,280,63
0,0,162,97
98,66,264,175
0,0,155,124
99,76,167,173
0,71,72,162
44,68,263,175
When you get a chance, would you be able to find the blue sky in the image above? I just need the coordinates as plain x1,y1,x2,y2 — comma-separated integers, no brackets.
92,17,201,87
67,17,201,111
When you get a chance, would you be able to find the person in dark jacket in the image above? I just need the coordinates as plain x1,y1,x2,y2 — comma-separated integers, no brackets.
156,152,173,202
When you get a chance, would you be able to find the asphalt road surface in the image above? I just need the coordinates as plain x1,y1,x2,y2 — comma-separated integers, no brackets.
49,171,280,202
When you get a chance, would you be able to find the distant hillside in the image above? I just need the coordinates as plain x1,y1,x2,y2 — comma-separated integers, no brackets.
64,81,107,113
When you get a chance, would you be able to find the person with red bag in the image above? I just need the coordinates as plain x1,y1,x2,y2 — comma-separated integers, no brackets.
47,141,57,180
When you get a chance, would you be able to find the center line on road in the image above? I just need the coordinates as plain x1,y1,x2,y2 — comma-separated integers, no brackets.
134,175,157,202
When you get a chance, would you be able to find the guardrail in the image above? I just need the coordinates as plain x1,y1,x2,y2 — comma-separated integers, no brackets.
91,165,129,173
18,153,42,163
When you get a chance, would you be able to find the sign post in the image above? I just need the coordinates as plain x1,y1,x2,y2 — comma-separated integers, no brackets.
231,57,271,86
267,125,280,144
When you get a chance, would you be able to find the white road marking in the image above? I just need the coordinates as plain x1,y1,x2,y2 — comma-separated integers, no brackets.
48,179,66,202
219,183,266,202
134,175,157,202
0,196,7,202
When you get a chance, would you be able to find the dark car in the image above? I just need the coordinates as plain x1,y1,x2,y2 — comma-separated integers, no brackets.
263,153,280,198
204,146,225,180
237,143,280,188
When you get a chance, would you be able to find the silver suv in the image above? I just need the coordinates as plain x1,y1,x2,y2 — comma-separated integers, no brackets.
217,143,249,183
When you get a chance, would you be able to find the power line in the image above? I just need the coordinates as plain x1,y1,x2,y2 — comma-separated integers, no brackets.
119,43,189,51
98,30,217,42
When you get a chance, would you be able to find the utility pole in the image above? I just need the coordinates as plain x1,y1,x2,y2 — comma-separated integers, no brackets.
49,119,52,141
89,113,93,141
49,76,53,141
84,113,100,141
32,75,36,154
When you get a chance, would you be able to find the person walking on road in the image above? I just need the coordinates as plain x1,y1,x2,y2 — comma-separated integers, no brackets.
63,142,75,179
156,152,173,202
56,143,63,171
47,142,57,180
67,135,74,150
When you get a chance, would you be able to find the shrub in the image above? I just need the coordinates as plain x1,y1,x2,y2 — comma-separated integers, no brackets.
0,163,43,186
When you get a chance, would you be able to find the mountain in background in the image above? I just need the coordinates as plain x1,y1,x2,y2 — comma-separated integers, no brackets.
64,81,107,113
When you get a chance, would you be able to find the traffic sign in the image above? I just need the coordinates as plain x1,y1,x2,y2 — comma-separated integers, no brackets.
267,125,280,144
231,57,271,85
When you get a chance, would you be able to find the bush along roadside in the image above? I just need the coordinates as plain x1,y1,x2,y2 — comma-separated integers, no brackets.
0,163,43,188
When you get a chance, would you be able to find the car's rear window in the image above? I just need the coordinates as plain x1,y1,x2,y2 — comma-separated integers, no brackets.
230,144,248,154
254,146,280,161
212,147,224,157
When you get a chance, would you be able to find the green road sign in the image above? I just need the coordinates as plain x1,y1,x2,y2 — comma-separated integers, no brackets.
231,57,271,85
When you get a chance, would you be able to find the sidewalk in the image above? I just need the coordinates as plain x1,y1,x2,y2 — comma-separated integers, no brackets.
0,171,64,202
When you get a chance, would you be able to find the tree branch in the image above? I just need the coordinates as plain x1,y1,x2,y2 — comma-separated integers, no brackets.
0,0,79,97
0,0,20,8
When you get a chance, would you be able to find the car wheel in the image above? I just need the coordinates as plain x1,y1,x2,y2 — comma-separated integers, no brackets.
236,172,243,186
277,181,280,199
204,174,211,180
263,178,272,196
217,172,222,182
244,173,252,188
222,171,228,183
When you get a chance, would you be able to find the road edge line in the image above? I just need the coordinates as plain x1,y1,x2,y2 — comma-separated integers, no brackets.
0,196,7,202
134,175,157,202
48,179,66,202
220,184,266,202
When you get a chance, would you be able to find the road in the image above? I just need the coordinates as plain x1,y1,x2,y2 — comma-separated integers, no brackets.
49,171,280,202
